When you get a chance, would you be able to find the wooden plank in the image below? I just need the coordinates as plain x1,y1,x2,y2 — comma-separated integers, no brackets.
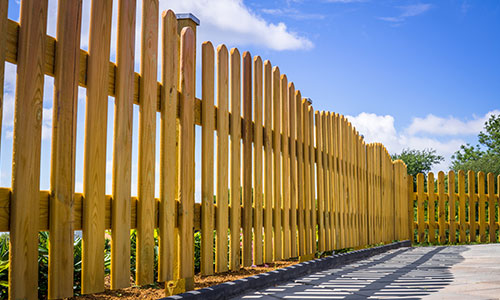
159,9,179,282
296,91,305,256
242,51,253,267
289,84,297,258
263,60,273,263
111,0,135,289
448,171,456,243
253,56,263,265
323,113,330,250
281,74,290,259
488,173,496,242
337,115,345,248
402,164,409,241
48,1,82,297
230,48,241,271
408,175,414,243
478,172,486,243
309,106,316,253
81,0,112,294
428,172,435,243
201,41,215,275
438,171,446,244
302,99,311,255
468,171,476,243
9,1,48,298
315,112,325,252
0,0,7,149
272,66,282,260
136,0,158,285
458,170,466,243
216,45,229,272
327,113,335,250
416,173,425,243
178,27,196,290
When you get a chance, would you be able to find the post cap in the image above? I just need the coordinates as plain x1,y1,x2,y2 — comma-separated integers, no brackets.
176,13,200,26
305,98,313,105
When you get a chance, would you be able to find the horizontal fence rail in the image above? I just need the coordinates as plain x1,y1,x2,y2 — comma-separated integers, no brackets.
410,171,500,244
0,1,411,299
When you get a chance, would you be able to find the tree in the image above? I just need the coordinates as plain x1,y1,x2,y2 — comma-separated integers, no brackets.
451,114,500,176
391,148,444,178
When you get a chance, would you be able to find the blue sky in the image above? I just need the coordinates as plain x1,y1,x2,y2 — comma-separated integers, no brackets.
1,0,499,198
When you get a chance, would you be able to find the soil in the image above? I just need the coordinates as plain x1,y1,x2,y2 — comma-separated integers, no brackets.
69,260,298,300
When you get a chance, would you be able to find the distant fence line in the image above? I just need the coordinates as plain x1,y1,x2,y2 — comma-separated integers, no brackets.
410,171,500,244
0,1,410,299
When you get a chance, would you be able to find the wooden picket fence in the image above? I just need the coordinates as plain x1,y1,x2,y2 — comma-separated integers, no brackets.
410,171,500,244
0,1,411,299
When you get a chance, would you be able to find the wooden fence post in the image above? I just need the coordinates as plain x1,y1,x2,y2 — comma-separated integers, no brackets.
253,56,264,265
263,60,273,263
273,67,282,261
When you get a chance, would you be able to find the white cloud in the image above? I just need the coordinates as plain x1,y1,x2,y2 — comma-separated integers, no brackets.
379,3,432,23
406,110,500,136
344,110,495,171
261,8,325,20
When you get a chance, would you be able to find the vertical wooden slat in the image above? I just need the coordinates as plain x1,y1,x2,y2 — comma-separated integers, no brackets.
178,27,196,290
82,0,112,294
201,41,215,275
438,171,446,244
48,1,82,297
402,164,409,240
10,1,48,298
136,0,158,285
159,10,178,282
263,60,273,263
242,51,253,267
281,74,290,259
230,48,241,271
408,174,414,243
458,170,466,243
468,171,476,243
296,91,305,256
416,173,425,243
215,45,229,273
309,107,316,253
337,115,345,248
448,171,456,243
315,112,325,252
0,0,8,149
428,172,435,243
302,100,311,254
272,67,282,260
327,113,335,250
253,56,264,265
289,84,297,258
111,0,135,289
323,113,331,250
488,173,496,242
478,172,486,243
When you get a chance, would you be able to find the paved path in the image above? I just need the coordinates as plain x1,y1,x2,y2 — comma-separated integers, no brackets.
233,244,500,300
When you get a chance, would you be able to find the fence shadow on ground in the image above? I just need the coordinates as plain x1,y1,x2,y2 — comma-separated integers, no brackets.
236,246,468,299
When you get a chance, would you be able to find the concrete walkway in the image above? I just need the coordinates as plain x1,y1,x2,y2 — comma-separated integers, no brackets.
233,244,500,300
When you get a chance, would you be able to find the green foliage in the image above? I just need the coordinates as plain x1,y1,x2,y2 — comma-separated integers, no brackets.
391,148,444,177
452,114,500,177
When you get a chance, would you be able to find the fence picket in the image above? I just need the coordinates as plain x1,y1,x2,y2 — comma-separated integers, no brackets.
178,27,196,290
242,51,253,267
253,56,264,265
159,10,179,282
448,171,456,243
82,0,112,294
488,173,496,242
216,45,229,273
428,172,436,243
230,48,241,271
438,171,446,244
263,60,273,263
478,172,486,243
458,170,466,243
315,112,325,252
273,67,282,260
9,1,48,298
309,106,316,253
48,1,82,297
289,84,297,258
296,92,305,256
201,41,215,275
281,75,290,259
468,171,476,243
